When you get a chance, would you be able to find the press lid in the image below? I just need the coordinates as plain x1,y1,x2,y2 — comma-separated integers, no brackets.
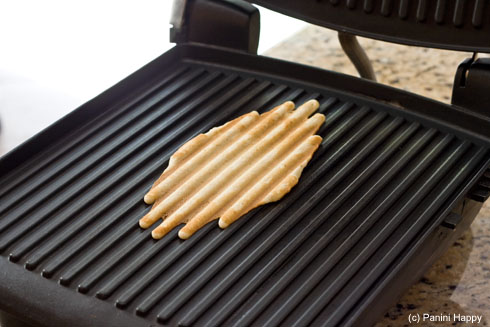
247,0,490,53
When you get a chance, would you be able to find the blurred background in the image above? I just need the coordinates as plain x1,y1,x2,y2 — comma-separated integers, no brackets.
0,0,306,154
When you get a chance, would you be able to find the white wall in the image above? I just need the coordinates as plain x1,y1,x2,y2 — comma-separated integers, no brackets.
0,1,306,153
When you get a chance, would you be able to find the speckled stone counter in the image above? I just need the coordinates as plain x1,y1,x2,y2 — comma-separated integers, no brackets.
265,26,490,327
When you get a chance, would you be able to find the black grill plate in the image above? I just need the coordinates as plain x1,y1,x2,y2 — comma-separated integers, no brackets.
0,44,489,327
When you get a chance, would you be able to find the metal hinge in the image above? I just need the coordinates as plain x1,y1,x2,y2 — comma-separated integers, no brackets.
168,0,260,53
452,53,490,118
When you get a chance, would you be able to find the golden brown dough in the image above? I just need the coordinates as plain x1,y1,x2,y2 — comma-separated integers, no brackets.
139,100,325,240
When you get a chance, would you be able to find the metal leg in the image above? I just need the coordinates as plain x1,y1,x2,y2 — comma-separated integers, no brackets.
338,32,377,81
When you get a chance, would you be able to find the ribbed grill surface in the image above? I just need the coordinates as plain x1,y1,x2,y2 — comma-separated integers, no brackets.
328,0,487,27
0,63,488,326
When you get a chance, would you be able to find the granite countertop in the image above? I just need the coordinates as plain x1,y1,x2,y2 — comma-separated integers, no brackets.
265,26,490,327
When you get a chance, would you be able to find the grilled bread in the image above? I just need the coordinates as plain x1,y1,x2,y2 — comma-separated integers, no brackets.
140,100,325,239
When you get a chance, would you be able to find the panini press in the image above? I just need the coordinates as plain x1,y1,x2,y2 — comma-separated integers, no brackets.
1,0,490,326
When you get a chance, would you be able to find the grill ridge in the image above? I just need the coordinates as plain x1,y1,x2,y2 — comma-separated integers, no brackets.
0,66,191,198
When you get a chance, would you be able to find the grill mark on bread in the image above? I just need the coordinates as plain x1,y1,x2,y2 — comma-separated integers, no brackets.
141,102,293,227
140,100,325,239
